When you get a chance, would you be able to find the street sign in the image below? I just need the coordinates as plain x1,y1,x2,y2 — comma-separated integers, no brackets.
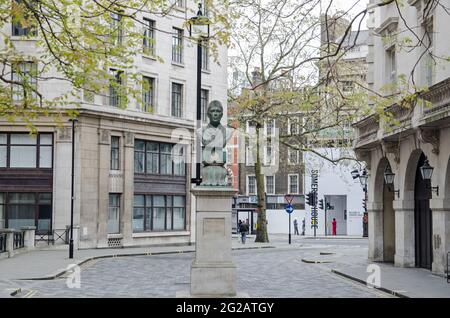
284,194,294,204
285,204,294,214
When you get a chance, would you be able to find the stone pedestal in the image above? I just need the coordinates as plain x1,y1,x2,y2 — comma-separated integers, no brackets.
189,186,237,297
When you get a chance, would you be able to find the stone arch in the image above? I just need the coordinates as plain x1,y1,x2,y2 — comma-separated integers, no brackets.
371,156,395,262
403,149,425,201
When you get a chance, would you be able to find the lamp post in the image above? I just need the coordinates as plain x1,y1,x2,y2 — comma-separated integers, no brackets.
189,2,210,186
68,118,78,259
351,169,369,237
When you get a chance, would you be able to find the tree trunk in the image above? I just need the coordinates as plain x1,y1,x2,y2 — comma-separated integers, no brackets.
254,124,269,243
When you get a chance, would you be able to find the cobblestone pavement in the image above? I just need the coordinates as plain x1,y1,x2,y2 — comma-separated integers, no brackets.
13,246,390,298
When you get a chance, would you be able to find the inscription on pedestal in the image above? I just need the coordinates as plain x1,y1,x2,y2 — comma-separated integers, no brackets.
203,218,225,236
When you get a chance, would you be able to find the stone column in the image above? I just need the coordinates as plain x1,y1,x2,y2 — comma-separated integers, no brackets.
21,226,36,251
393,200,415,267
122,132,135,246
430,199,450,275
189,187,238,297
97,129,111,248
368,202,383,261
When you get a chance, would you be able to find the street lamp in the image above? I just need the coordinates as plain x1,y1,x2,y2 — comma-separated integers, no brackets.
420,159,439,196
189,2,210,186
384,165,399,198
351,169,368,237
68,117,78,259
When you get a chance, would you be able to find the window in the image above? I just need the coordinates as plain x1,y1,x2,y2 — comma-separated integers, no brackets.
172,28,183,63
342,81,353,92
142,76,155,112
133,194,185,232
12,0,36,37
265,119,275,136
288,117,300,135
134,140,185,176
201,0,210,17
12,62,37,102
288,149,299,165
246,146,255,166
108,194,120,234
175,0,184,8
110,136,120,170
3,192,52,231
0,134,7,168
171,82,183,117
264,139,273,166
143,18,155,56
201,89,209,122
110,12,123,46
266,176,275,194
288,174,299,194
386,47,396,83
0,133,53,168
201,40,209,71
109,69,124,107
248,175,256,195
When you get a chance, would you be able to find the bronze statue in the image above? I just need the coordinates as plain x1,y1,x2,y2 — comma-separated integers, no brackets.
199,100,233,186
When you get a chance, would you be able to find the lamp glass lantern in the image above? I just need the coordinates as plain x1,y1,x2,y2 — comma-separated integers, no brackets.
351,169,359,180
384,165,395,186
188,4,210,40
359,170,368,187
420,159,434,181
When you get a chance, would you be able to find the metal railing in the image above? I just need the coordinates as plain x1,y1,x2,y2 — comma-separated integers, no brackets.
13,231,25,250
0,233,6,254
35,228,68,245
447,251,449,283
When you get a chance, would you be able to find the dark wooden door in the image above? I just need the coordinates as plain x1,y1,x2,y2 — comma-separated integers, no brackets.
414,154,433,270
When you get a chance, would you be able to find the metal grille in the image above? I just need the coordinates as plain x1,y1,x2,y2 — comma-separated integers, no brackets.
13,231,24,250
0,233,6,253
108,237,123,248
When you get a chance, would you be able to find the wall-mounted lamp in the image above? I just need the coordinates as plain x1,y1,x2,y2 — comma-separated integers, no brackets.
351,169,368,192
384,165,399,198
420,159,439,196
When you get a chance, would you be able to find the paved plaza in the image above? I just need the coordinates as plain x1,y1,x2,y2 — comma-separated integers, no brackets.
1,235,449,298
1,237,389,298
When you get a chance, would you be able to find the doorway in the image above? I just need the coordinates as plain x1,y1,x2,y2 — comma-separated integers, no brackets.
414,153,433,269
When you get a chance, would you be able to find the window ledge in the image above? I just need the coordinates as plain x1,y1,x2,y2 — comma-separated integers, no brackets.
171,62,185,68
10,36,37,41
132,231,190,238
143,54,157,61
201,69,211,74
107,233,123,239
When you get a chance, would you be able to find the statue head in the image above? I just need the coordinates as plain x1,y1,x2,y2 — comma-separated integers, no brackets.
207,100,223,127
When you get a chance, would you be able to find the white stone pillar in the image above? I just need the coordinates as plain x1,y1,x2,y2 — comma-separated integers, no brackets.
97,129,110,248
21,226,36,251
122,132,135,246
368,202,383,261
394,200,415,267
189,187,237,297
430,199,450,275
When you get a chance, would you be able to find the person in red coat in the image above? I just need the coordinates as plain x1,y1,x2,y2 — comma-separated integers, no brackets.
332,218,337,236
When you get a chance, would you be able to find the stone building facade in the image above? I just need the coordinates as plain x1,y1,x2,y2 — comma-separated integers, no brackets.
0,1,228,249
353,0,450,275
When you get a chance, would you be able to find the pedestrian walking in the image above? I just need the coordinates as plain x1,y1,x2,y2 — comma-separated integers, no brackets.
332,218,337,236
293,218,299,235
239,221,249,244
302,218,305,236
237,220,242,234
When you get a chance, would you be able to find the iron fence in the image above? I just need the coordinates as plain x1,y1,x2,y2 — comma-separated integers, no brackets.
13,231,25,250
447,251,449,283
35,228,68,245
0,233,6,253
